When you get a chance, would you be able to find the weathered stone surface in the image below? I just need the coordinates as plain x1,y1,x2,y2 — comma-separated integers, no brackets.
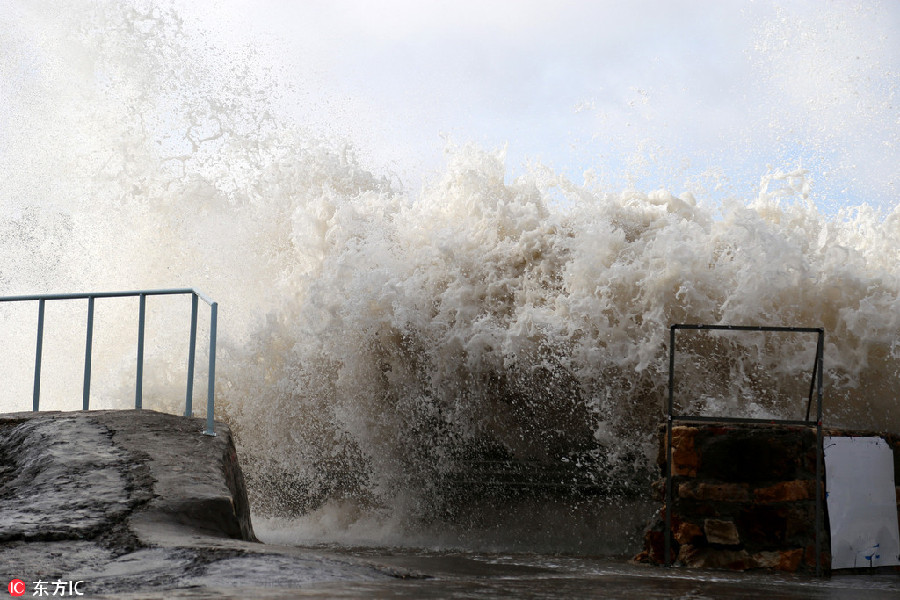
736,505,789,546
670,426,698,477
805,544,831,570
93,411,256,542
0,410,407,597
678,545,754,570
699,430,805,482
0,410,256,545
639,530,668,564
782,549,805,572
753,548,804,571
674,521,703,545
651,478,665,501
0,414,139,542
753,480,814,503
704,518,740,546
678,481,749,502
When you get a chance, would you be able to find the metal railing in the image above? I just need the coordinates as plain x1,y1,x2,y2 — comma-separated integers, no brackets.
663,324,825,576
0,288,218,436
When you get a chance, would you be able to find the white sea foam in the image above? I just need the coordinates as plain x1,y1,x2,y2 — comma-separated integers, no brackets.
1,1,899,550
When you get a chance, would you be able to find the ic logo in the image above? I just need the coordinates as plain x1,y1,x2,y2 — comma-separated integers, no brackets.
7,579,26,597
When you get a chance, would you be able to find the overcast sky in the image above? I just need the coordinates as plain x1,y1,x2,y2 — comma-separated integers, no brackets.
118,1,900,210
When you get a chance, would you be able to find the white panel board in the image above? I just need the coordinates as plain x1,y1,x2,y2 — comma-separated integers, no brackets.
824,436,900,569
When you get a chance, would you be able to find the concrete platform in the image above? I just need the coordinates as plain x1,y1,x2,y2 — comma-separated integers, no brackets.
0,410,409,597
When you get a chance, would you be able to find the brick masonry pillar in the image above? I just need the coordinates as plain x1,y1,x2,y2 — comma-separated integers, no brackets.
634,422,900,573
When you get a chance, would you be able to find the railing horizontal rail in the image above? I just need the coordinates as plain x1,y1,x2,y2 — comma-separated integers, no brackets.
671,323,823,334
0,288,214,303
670,415,814,427
0,288,217,436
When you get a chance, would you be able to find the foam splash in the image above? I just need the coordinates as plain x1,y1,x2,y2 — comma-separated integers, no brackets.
227,150,900,518
2,1,899,550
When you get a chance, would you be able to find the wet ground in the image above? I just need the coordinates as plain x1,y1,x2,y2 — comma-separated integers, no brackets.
3,410,898,598
90,546,900,599
299,548,900,599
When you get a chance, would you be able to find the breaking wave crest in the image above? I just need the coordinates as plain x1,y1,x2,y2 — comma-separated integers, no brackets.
2,1,899,551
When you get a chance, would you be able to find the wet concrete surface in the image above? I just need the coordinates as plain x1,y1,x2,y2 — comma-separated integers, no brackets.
0,410,404,597
283,548,900,599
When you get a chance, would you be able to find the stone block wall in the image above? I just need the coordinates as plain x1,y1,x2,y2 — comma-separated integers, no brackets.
634,422,900,573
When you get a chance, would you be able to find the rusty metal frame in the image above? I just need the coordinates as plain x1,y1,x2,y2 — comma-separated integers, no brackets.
663,324,825,576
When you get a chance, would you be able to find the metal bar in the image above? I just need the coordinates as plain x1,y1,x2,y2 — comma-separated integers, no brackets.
664,325,676,567
135,294,146,410
185,293,199,417
0,288,196,303
805,350,819,422
0,289,217,307
204,302,218,436
670,415,813,427
192,289,216,306
672,324,823,334
83,296,94,410
814,330,825,577
33,299,45,411
671,323,821,425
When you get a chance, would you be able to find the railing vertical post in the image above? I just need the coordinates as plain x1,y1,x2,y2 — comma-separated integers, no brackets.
33,299,45,412
136,293,146,410
83,296,94,410
664,325,676,567
204,301,217,436
814,329,825,577
185,293,198,417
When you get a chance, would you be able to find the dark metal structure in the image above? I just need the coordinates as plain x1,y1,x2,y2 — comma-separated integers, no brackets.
664,324,825,576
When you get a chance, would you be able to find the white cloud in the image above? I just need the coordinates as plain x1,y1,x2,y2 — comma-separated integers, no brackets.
173,0,900,208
